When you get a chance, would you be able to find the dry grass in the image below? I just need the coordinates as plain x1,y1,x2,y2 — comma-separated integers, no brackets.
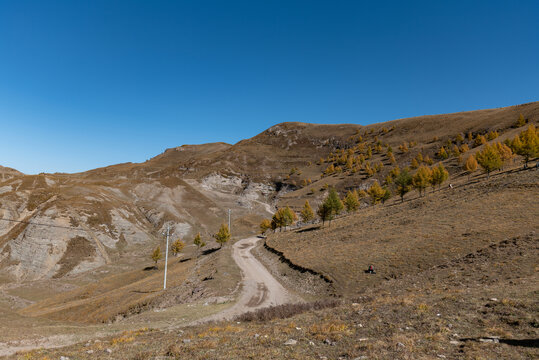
267,168,539,296
236,299,340,322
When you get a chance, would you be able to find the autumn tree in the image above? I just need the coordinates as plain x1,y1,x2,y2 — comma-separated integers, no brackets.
151,246,162,267
431,163,449,190
193,232,206,254
412,166,432,196
171,238,185,256
214,223,231,248
494,142,513,170
300,200,315,222
388,152,396,164
463,155,478,180
452,145,460,156
395,168,412,202
515,113,526,127
475,143,503,178
474,134,487,147
367,181,385,205
381,187,392,204
487,131,499,141
317,202,332,226
344,190,360,212
438,146,449,160
514,124,539,166
327,187,344,216
272,206,297,231
317,188,343,226
259,219,272,234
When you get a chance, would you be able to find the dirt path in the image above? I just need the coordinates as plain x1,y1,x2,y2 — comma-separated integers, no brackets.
0,236,297,356
197,236,299,322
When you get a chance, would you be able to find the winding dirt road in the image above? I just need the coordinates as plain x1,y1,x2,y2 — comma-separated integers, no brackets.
201,236,298,322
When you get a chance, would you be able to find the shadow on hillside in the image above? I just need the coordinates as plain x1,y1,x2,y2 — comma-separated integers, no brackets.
143,265,158,271
202,247,220,256
460,337,539,348
296,226,321,233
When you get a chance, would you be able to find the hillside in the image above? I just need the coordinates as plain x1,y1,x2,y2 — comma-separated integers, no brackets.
14,155,538,360
0,101,538,358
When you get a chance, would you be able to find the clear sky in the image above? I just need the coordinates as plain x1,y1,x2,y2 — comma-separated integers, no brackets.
1,0,538,174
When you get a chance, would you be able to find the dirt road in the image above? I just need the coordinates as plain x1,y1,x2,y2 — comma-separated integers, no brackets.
199,236,298,322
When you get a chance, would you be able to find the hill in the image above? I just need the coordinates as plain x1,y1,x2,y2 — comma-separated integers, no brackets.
0,101,537,358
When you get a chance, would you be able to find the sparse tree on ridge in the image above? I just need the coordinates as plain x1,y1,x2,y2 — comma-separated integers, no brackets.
300,200,314,222
171,238,185,256
463,155,478,180
395,168,412,202
412,166,432,196
344,190,360,212
151,246,162,267
214,223,231,248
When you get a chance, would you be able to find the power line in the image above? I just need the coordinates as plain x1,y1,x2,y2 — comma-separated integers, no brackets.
0,217,86,231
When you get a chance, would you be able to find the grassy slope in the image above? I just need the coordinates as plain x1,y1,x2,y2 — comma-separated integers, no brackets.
267,168,539,297
17,218,538,359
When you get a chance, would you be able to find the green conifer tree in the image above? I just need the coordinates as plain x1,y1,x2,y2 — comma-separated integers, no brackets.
395,168,412,202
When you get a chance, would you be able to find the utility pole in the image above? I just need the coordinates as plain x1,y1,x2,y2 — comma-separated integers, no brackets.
163,225,170,290
228,209,231,232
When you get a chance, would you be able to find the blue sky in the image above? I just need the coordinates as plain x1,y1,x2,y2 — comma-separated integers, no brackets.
1,0,538,174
